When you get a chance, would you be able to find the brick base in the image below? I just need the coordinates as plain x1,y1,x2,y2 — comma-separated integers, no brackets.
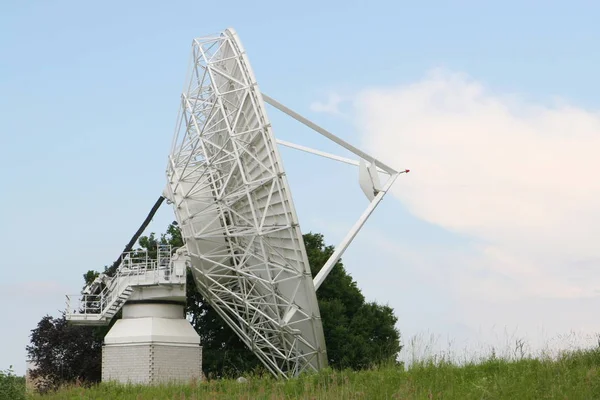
102,343,202,384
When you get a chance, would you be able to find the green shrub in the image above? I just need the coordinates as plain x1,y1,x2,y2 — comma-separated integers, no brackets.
0,366,25,400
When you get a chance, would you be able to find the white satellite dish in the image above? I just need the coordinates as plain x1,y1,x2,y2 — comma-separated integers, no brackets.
163,28,408,378
64,28,407,383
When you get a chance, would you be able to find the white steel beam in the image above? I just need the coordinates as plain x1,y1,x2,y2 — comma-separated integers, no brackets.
275,139,390,174
312,172,402,290
262,94,398,175
262,94,408,290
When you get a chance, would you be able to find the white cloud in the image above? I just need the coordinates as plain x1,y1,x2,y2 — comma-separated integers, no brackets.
351,68,600,301
309,92,346,116
307,69,600,359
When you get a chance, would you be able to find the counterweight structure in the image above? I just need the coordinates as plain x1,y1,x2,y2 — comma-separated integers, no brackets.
65,27,406,382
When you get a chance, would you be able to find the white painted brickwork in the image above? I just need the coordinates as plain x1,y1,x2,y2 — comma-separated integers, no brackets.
152,344,202,384
102,344,152,384
102,343,202,384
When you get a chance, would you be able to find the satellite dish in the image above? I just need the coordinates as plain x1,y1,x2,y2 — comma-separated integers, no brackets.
164,28,327,377
163,28,408,378
66,28,407,383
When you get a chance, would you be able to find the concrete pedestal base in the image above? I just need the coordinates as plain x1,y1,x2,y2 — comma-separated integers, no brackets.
101,301,202,384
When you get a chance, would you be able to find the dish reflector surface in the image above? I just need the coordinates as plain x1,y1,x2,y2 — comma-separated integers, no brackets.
164,28,327,377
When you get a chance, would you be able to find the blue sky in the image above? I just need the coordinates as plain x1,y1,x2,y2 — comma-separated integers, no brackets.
3,0,600,375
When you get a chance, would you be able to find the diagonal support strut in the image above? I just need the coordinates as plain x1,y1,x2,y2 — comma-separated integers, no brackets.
261,93,409,291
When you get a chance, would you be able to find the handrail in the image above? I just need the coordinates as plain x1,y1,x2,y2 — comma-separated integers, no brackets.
65,245,184,322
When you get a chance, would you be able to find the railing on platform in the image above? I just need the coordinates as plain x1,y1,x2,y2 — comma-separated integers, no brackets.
66,245,186,322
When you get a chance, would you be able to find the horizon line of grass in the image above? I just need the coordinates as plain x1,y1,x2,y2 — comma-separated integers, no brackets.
24,346,600,399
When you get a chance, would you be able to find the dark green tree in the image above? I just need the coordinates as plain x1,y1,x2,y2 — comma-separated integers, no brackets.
304,232,402,369
25,314,106,391
26,268,119,392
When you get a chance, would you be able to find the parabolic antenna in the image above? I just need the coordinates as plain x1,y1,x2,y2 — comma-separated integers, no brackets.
163,28,407,378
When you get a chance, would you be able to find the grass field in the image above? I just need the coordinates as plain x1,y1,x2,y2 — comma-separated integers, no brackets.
20,347,600,399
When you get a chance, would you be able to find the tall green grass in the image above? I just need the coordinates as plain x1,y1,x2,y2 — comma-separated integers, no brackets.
26,348,600,399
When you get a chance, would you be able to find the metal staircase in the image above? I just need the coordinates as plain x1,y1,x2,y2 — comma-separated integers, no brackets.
66,245,186,326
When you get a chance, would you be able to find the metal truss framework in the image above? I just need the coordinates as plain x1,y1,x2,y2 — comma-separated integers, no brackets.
164,28,406,379
165,30,327,378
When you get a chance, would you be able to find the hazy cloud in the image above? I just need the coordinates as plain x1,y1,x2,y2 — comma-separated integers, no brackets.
309,69,600,357
352,68,600,300
309,92,346,116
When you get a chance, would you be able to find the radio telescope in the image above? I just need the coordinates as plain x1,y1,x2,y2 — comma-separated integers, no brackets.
65,28,406,383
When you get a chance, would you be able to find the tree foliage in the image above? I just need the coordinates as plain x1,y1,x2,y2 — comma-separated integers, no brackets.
0,366,25,400
26,314,111,391
27,223,402,387
304,232,401,369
